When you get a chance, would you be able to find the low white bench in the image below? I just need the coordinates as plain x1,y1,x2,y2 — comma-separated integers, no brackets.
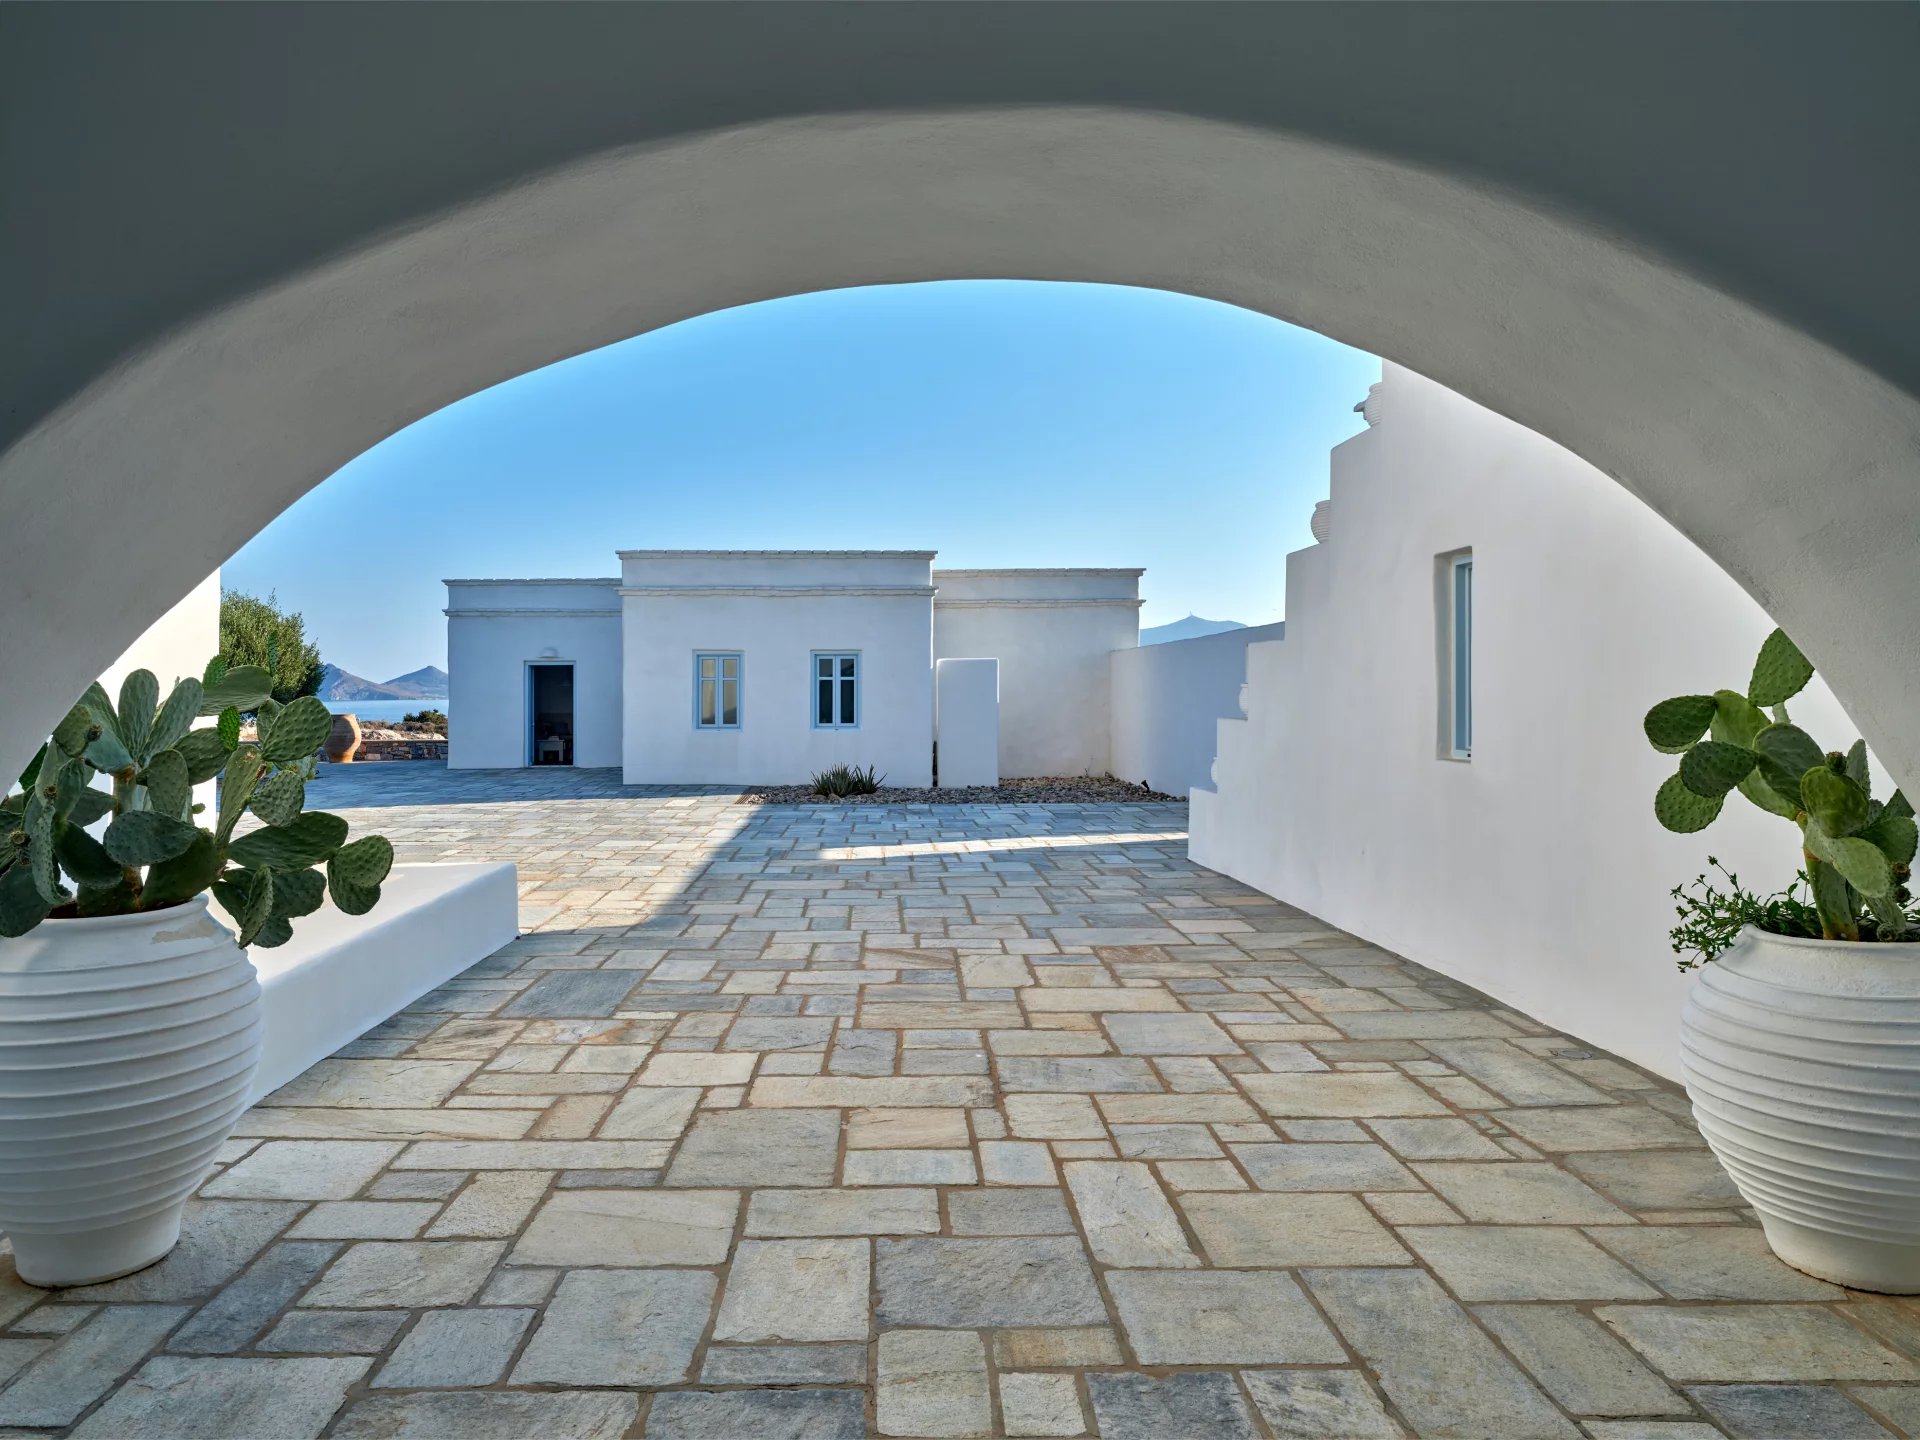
245,862,519,1100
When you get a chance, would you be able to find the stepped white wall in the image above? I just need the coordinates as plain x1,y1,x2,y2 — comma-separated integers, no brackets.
1111,622,1286,797
1190,365,1856,1080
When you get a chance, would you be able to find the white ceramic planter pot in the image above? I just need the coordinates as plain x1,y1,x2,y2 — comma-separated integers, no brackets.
0,897,260,1287
1681,926,1920,1293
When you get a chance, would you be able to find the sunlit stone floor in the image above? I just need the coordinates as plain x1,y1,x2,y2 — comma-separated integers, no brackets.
3,765,1918,1438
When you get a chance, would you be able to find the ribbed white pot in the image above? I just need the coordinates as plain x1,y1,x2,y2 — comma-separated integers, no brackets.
0,897,261,1287
1681,926,1920,1293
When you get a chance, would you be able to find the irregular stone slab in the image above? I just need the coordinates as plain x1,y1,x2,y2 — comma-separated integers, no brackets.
427,1172,551,1239
714,1239,870,1343
876,1237,1107,1328
746,1187,940,1237
1419,1040,1612,1106
979,1141,1057,1185
1179,1192,1409,1267
1101,1012,1240,1055
647,1388,866,1440
1596,1304,1919,1383
636,1050,759,1086
749,1075,992,1108
373,1306,532,1387
600,1086,701,1139
1588,1225,1845,1300
66,1201,302,1301
1399,1226,1659,1301
261,1058,479,1108
1112,1123,1224,1159
332,1390,639,1439
667,1108,841,1187
1085,1372,1261,1440
234,1107,539,1141
401,1135,661,1176
499,970,639,1017
290,1202,438,1239
948,1188,1077,1236
845,1148,978,1185
847,1107,971,1148
70,1355,368,1440
202,1140,403,1200
992,1327,1124,1368
878,1329,992,1437
1240,1370,1402,1439
511,1188,738,1266
1494,1104,1703,1150
1110,1269,1345,1365
1096,1092,1259,1124
1474,1305,1689,1417
1688,1383,1894,1438
996,1056,1162,1092
302,1241,505,1308
0,1305,190,1428
1856,1386,1920,1435
511,1268,715,1386
1366,1117,1510,1161
830,1027,899,1075
728,1015,837,1051
169,1241,340,1352
1240,1072,1450,1117
1324,1011,1521,1040
1305,1268,1577,1438
1004,1093,1106,1139
998,1371,1084,1438
1565,1149,1742,1210
700,1343,869,1385
259,1309,410,1355
1415,1161,1634,1224
1233,1141,1422,1191
1063,1162,1198,1267
860,1002,1026,1029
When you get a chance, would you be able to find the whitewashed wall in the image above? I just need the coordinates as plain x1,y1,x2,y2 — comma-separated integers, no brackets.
445,580,622,769
101,573,221,701
933,570,1141,778
1111,622,1286,797
620,552,934,786
1191,365,1856,1080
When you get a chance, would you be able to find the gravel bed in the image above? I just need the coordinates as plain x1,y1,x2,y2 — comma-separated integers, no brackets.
740,775,1177,805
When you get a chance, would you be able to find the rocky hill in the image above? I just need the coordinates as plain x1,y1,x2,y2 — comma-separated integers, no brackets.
1140,615,1247,645
318,663,449,701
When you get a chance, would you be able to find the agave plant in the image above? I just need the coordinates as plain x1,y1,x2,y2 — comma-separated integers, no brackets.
0,657,392,945
810,763,884,798
1645,628,1916,942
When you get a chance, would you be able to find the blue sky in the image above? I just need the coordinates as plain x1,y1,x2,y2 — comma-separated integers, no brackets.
226,280,1376,681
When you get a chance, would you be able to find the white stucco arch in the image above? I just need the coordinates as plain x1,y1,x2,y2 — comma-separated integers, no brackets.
4,98,1917,787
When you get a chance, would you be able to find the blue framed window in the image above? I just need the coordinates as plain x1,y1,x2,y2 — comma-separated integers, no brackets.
812,652,859,728
1448,553,1473,758
694,652,742,729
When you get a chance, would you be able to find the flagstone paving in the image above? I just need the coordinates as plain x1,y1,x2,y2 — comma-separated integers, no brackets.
4,764,1920,1437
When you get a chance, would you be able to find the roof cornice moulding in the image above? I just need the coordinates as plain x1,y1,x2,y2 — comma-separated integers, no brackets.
931,567,1144,579
618,585,938,598
617,549,937,560
933,597,1146,610
443,577,620,587
444,607,622,618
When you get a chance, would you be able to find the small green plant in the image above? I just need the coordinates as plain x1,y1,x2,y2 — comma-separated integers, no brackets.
1645,628,1916,943
402,709,447,730
810,763,884,798
0,657,393,946
1669,858,1824,970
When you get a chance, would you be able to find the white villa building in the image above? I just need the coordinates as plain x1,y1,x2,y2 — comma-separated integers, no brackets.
444,551,1143,785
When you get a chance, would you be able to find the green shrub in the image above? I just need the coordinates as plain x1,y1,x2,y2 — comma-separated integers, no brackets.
220,589,323,704
1645,628,1916,944
0,657,391,946
810,763,884,797
402,709,447,730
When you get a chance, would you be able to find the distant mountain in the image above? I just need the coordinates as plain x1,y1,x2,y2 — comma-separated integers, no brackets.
383,665,448,698
1140,615,1248,645
318,663,448,702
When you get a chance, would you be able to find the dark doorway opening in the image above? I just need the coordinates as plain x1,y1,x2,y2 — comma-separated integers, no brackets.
529,664,574,766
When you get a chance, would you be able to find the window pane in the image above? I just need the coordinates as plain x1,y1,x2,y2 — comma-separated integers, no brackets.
699,656,715,679
721,678,738,727
817,656,833,679
817,677,834,725
700,678,716,727
840,657,856,679
721,657,738,679
841,677,857,723
1453,560,1472,753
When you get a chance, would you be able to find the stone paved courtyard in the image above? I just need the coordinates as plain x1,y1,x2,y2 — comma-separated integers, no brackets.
4,766,1920,1438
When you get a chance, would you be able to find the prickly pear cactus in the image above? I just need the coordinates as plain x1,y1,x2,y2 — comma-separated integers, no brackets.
0,655,391,945
1644,629,1916,941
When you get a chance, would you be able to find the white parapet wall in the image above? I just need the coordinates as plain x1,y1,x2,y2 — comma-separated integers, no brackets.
247,861,519,1101
935,658,1000,787
1191,364,1857,1081
933,569,1142,778
1111,622,1286,797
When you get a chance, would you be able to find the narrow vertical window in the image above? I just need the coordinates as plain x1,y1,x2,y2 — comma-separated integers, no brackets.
694,653,742,729
813,652,860,728
1449,553,1473,758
